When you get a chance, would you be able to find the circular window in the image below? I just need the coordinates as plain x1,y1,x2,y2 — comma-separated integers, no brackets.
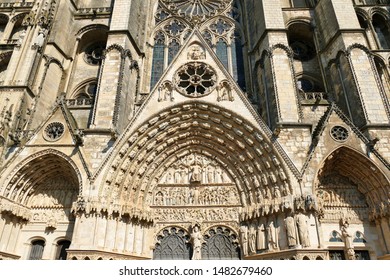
175,62,216,97
84,43,105,65
290,40,315,61
297,78,315,92
44,122,65,141
330,126,349,142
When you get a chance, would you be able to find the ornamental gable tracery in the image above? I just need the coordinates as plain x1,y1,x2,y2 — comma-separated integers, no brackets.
151,0,245,89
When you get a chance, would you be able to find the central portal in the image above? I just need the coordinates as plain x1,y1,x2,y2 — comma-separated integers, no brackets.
151,152,242,260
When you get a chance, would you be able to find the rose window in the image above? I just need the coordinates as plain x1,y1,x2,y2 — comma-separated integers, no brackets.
162,0,229,19
175,63,216,97
330,126,349,142
84,42,105,65
44,122,65,141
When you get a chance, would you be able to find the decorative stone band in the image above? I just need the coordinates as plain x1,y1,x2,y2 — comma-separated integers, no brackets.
0,196,31,221
71,196,153,223
239,194,319,223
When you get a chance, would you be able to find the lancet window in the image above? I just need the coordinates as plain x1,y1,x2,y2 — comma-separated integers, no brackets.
151,0,246,90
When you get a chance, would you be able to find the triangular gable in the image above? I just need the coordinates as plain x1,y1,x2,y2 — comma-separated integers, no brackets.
301,103,390,174
24,101,81,147
129,28,266,134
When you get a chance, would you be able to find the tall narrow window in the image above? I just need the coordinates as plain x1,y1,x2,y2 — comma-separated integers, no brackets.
0,14,7,41
151,32,165,89
231,35,246,89
168,39,180,65
216,39,228,70
56,240,71,260
29,240,45,260
372,14,390,49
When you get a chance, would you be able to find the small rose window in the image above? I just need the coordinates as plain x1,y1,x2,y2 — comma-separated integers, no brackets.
44,122,65,141
175,62,216,97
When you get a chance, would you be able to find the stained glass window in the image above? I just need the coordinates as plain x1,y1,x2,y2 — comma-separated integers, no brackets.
151,33,165,89
216,39,228,70
168,40,180,65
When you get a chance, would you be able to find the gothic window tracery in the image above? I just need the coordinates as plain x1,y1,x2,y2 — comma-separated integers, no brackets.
151,0,246,90
372,13,390,49
175,62,216,97
153,227,192,260
84,42,105,66
201,226,240,260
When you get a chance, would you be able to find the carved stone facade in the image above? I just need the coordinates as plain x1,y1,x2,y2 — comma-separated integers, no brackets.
0,0,389,261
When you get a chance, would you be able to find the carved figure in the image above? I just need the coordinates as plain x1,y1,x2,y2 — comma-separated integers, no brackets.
266,221,278,251
158,82,174,102
296,213,310,248
256,223,266,250
248,224,256,254
239,224,248,256
190,164,202,183
340,218,355,260
188,45,205,60
217,82,234,102
284,216,297,247
191,224,202,260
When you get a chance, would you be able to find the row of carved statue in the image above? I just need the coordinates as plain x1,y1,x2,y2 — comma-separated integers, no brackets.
239,212,311,256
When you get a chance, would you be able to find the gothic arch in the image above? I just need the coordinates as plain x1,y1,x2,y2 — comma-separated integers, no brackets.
75,24,109,39
314,146,390,221
1,149,83,203
153,226,192,260
98,102,293,221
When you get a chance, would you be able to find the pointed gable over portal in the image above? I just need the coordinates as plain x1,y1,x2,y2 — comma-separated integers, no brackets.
131,29,261,131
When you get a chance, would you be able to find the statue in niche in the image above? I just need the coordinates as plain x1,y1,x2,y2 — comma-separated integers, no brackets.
217,81,234,102
340,217,355,260
206,166,214,183
256,222,266,250
158,82,174,102
165,170,174,184
187,45,206,60
266,221,278,251
284,216,297,247
191,224,203,260
190,163,202,183
248,223,257,254
155,191,164,206
296,213,310,248
239,224,248,256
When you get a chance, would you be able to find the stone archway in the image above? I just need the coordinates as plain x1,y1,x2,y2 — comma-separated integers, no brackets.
0,150,81,259
96,102,296,259
315,147,390,259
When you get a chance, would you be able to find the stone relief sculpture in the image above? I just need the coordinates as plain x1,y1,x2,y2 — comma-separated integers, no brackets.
340,217,355,260
191,224,203,260
316,175,370,223
239,224,248,256
296,213,310,248
266,221,278,251
256,222,266,250
158,82,174,102
217,81,234,102
284,216,297,247
187,44,206,60
248,223,257,254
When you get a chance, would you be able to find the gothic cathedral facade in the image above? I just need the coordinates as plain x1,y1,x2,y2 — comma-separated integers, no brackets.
0,0,390,260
